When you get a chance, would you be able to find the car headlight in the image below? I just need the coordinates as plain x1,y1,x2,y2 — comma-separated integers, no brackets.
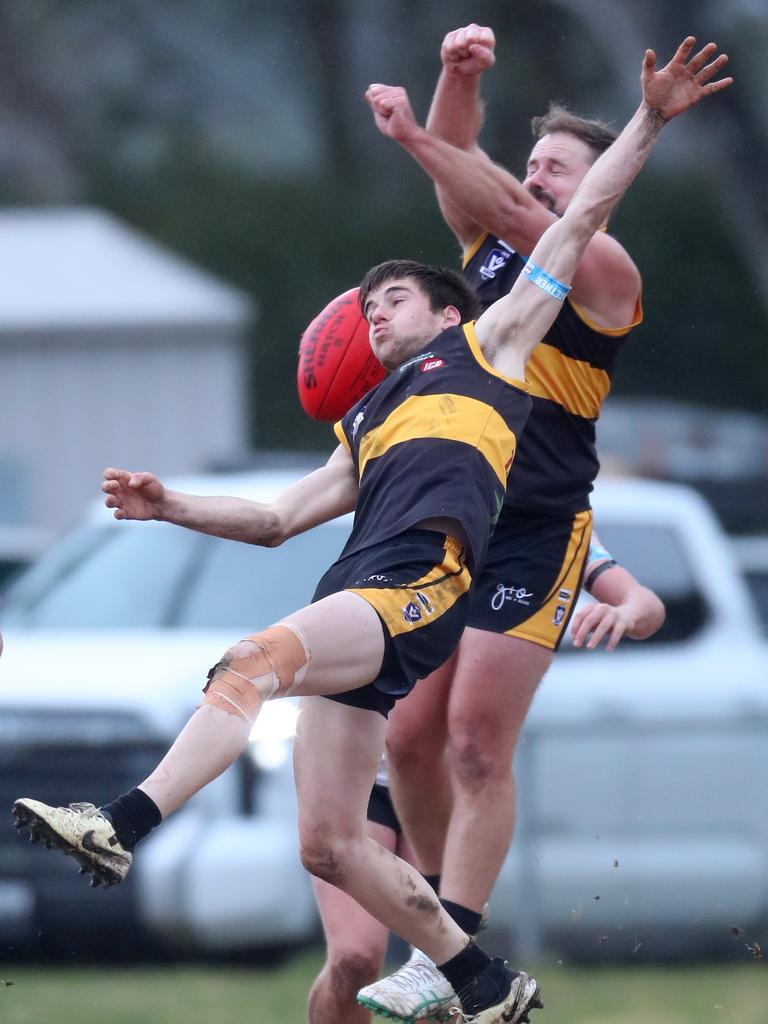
247,699,299,771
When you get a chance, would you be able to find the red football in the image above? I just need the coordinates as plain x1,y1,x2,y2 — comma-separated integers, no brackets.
298,287,387,421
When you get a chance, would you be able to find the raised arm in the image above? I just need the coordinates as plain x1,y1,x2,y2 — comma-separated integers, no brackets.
474,36,732,380
102,445,358,547
366,78,640,328
367,82,551,253
426,24,495,148
424,24,498,246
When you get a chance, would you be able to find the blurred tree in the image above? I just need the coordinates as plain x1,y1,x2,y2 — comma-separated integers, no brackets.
0,0,764,452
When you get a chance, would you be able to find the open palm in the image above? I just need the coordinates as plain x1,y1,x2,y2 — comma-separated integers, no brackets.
642,37,732,121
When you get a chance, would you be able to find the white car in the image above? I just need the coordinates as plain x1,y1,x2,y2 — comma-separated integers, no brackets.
0,463,350,956
1,466,766,960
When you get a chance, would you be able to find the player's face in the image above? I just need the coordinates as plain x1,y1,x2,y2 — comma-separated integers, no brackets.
523,132,595,217
362,278,454,370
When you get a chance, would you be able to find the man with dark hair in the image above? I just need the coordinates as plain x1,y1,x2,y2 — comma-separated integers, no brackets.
13,36,728,1024
359,259,481,323
361,25,730,1022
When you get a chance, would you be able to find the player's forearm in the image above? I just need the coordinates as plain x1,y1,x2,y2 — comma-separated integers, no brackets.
591,569,666,641
567,102,664,236
621,586,666,640
160,453,357,547
426,67,485,149
397,125,546,247
157,491,283,546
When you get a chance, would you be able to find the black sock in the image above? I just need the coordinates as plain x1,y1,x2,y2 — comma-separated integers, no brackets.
101,788,162,852
453,956,511,1015
440,898,484,936
423,873,441,895
437,940,491,996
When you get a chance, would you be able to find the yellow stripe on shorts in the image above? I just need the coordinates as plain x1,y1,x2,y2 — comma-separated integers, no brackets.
349,537,471,638
508,510,592,649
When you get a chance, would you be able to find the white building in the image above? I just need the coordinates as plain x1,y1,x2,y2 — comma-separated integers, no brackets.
0,207,254,534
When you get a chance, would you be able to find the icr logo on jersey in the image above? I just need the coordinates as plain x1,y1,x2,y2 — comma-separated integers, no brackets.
420,358,445,373
480,249,512,280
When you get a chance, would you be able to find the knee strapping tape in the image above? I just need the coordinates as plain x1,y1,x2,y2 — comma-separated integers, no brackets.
202,623,309,722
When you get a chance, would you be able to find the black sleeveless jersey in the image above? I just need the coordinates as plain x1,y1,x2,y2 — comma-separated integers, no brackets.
334,322,531,575
464,233,642,513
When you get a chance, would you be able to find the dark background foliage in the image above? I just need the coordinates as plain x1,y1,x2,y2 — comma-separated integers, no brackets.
0,0,765,451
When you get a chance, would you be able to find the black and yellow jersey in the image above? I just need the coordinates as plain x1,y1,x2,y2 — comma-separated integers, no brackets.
464,233,642,513
334,322,531,575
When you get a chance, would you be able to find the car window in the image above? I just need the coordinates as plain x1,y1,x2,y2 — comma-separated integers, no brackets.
0,518,351,630
574,522,710,645
178,524,350,629
0,523,201,628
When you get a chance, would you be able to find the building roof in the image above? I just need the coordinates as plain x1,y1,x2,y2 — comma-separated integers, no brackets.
0,207,253,332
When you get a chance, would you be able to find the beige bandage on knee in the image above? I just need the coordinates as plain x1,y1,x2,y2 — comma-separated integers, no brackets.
201,623,310,723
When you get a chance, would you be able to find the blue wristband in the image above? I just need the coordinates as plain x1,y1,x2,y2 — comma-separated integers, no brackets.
522,259,571,303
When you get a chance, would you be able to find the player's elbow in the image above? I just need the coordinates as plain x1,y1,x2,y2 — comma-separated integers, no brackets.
250,507,286,548
563,192,614,240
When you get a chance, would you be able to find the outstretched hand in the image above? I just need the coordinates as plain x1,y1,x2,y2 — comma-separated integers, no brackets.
365,84,419,143
642,36,732,121
441,23,496,77
570,601,634,652
102,467,166,521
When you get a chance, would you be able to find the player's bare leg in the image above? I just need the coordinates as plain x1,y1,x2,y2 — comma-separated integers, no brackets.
294,695,468,965
386,651,455,874
440,629,551,912
308,819,397,1024
138,591,387,817
366,629,548,1021
12,591,386,881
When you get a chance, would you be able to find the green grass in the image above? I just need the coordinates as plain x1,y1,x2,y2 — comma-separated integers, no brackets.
0,951,765,1024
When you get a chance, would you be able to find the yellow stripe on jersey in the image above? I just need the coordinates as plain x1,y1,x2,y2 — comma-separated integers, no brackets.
463,322,529,390
349,538,471,637
334,420,350,451
462,231,490,269
569,294,644,337
358,392,518,488
525,344,610,419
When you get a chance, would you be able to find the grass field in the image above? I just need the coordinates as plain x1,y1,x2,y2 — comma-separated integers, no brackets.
0,950,765,1024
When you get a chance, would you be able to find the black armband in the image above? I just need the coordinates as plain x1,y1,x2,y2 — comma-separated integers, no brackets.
584,558,618,594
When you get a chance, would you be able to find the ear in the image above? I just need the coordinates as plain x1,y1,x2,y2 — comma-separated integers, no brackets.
442,305,462,328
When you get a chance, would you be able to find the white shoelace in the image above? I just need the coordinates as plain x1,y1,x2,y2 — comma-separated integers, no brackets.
386,957,446,992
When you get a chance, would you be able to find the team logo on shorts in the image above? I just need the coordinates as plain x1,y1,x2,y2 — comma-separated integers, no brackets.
480,248,513,281
403,601,423,624
491,583,533,610
552,605,567,626
415,591,434,614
